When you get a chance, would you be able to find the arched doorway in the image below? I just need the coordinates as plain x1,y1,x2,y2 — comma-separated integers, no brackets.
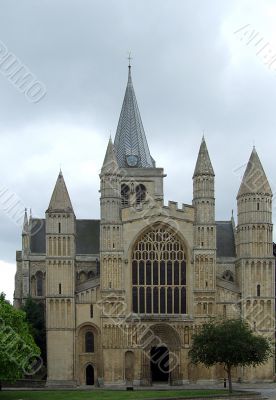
144,323,182,385
86,364,94,385
150,346,169,382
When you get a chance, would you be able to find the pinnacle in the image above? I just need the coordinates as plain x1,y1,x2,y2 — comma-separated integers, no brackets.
22,208,28,235
238,148,272,197
193,137,214,177
101,137,119,174
47,171,74,212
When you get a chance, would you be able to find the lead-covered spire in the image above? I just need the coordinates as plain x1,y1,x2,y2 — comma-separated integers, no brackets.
114,65,155,168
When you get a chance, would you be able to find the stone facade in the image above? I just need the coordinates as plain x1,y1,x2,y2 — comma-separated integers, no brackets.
14,66,275,386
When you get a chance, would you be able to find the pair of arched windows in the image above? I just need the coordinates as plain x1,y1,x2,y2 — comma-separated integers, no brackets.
121,184,146,206
85,332,94,353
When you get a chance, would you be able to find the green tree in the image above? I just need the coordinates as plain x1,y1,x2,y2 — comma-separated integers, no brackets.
0,293,41,390
22,297,46,365
189,318,273,393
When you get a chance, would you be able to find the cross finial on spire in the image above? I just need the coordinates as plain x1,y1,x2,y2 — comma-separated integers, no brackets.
127,51,132,69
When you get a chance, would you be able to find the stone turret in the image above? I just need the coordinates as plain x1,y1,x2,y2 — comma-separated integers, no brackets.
236,147,274,380
192,137,216,317
100,138,123,291
193,137,215,225
236,147,272,258
45,171,76,386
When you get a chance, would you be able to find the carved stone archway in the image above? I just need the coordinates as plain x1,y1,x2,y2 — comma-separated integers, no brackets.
140,323,182,385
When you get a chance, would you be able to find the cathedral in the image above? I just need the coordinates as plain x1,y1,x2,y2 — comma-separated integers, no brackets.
14,64,275,386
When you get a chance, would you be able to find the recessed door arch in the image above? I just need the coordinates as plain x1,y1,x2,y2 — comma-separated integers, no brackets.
86,364,94,385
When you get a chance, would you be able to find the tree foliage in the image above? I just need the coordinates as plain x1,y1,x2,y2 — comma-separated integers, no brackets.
189,318,273,392
22,297,46,365
0,293,40,387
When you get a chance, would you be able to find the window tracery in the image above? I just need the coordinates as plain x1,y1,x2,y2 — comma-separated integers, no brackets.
132,226,187,314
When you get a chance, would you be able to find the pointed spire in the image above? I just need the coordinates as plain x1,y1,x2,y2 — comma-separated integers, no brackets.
47,171,74,212
22,208,28,235
101,137,119,174
114,65,155,168
238,147,272,197
193,137,214,178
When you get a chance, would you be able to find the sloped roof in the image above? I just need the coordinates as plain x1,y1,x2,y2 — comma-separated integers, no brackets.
76,219,100,254
29,219,100,255
238,147,272,197
216,221,236,258
30,218,46,253
29,218,235,258
114,66,155,168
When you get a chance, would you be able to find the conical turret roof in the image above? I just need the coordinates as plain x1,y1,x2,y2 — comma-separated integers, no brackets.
193,137,214,177
114,66,155,168
238,147,272,197
101,137,119,174
47,171,74,212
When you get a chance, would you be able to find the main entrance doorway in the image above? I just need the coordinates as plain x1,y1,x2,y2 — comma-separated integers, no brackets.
150,346,169,382
86,364,94,385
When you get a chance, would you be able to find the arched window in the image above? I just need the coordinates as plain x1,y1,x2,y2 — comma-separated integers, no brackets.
121,184,130,206
85,332,94,353
36,271,43,296
257,284,261,297
132,225,187,315
136,184,146,205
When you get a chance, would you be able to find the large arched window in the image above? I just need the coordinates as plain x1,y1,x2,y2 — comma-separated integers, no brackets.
121,184,130,206
136,184,146,205
85,332,94,353
132,225,187,315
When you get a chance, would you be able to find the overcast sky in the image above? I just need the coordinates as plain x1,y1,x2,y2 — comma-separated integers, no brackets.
1,0,276,302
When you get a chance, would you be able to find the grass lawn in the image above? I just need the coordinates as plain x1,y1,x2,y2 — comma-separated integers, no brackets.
0,390,229,400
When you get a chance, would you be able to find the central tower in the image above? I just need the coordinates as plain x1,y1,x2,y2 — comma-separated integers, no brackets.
99,64,166,384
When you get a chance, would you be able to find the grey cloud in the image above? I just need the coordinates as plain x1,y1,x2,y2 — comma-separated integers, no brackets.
0,0,275,297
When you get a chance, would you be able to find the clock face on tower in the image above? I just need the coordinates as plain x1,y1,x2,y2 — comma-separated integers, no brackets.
126,155,138,167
